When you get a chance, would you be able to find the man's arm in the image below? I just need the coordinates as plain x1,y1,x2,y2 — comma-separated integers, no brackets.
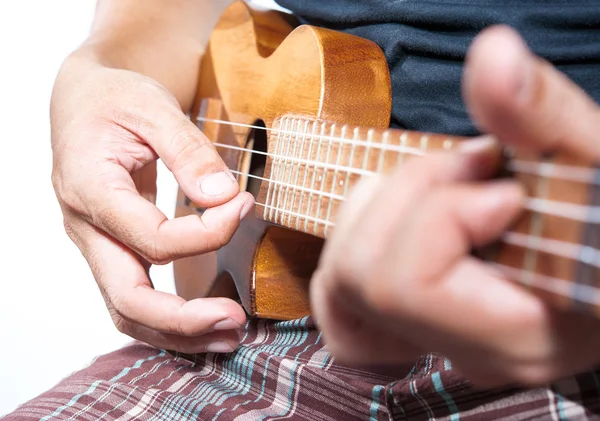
50,0,253,354
73,0,233,110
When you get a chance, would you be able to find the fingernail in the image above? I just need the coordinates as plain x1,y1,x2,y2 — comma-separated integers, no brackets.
206,341,235,353
199,171,237,197
458,136,498,153
213,318,242,331
239,198,254,221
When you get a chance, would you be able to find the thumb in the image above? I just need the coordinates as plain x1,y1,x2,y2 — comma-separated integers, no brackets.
463,25,600,161
137,103,240,208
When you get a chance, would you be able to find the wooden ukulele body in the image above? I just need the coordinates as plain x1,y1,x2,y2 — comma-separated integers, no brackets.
174,1,392,320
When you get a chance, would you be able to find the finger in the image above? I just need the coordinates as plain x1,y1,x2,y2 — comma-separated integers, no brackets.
463,25,600,161
318,173,386,264
87,164,254,264
310,269,422,365
359,180,523,323
117,320,242,355
114,98,241,208
417,259,600,387
323,135,501,241
326,143,505,280
397,181,524,286
80,224,247,337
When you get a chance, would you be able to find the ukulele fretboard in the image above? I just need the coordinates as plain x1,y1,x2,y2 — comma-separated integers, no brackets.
257,115,460,237
255,114,600,314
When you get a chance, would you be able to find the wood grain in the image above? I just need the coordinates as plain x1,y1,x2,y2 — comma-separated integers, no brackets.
174,0,600,320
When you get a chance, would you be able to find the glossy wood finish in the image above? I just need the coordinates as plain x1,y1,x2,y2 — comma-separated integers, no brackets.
175,0,600,320
175,0,392,319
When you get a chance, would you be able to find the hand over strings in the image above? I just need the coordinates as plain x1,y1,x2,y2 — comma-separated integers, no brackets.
310,26,600,387
51,51,254,354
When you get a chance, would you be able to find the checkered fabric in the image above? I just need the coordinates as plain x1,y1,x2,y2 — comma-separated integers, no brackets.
4,317,600,420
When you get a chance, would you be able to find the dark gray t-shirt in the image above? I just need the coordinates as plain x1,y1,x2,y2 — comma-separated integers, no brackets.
276,0,600,135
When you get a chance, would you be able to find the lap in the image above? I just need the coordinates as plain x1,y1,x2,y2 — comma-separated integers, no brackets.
5,317,600,421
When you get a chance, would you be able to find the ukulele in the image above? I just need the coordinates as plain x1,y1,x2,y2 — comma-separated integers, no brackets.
173,0,600,320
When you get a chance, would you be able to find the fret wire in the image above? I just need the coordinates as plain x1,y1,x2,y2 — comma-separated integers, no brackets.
263,119,282,221
276,117,296,225
523,165,551,287
314,123,336,236
398,132,408,167
324,125,347,237
289,120,308,228
361,128,374,171
282,119,308,227
342,127,359,198
376,129,389,174
420,135,429,154
255,203,334,227
305,122,326,233
275,117,296,225
231,170,345,201
276,117,293,222
296,120,318,231
269,117,289,222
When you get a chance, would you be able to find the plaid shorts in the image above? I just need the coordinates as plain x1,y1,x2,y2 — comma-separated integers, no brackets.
4,317,600,420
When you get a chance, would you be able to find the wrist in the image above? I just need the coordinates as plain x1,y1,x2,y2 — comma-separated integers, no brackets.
66,34,202,111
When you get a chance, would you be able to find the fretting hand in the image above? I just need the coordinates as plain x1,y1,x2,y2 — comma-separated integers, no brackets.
310,26,600,387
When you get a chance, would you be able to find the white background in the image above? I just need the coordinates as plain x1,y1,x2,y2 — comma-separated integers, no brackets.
0,0,281,415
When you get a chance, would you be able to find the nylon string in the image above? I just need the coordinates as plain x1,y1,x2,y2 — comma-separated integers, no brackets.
191,115,600,300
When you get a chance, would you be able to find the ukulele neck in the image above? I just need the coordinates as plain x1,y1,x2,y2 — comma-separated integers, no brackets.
256,115,463,238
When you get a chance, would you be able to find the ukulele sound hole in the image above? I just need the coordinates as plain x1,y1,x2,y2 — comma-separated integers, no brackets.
241,119,268,199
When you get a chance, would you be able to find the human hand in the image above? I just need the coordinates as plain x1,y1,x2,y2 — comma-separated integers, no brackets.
310,26,600,387
51,51,254,354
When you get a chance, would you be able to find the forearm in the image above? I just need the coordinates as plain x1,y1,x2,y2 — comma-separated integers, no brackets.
74,0,233,110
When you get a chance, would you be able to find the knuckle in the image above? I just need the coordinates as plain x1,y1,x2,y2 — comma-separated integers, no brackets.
364,283,404,318
62,218,78,242
167,316,196,337
50,170,61,193
509,364,556,387
106,288,131,321
209,223,234,250
61,189,83,213
93,196,122,232
168,122,211,171
112,314,130,335
331,257,360,287
137,236,173,265
105,300,131,335
53,174,84,213
111,108,144,134
196,214,235,252
333,238,386,287
109,105,156,145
